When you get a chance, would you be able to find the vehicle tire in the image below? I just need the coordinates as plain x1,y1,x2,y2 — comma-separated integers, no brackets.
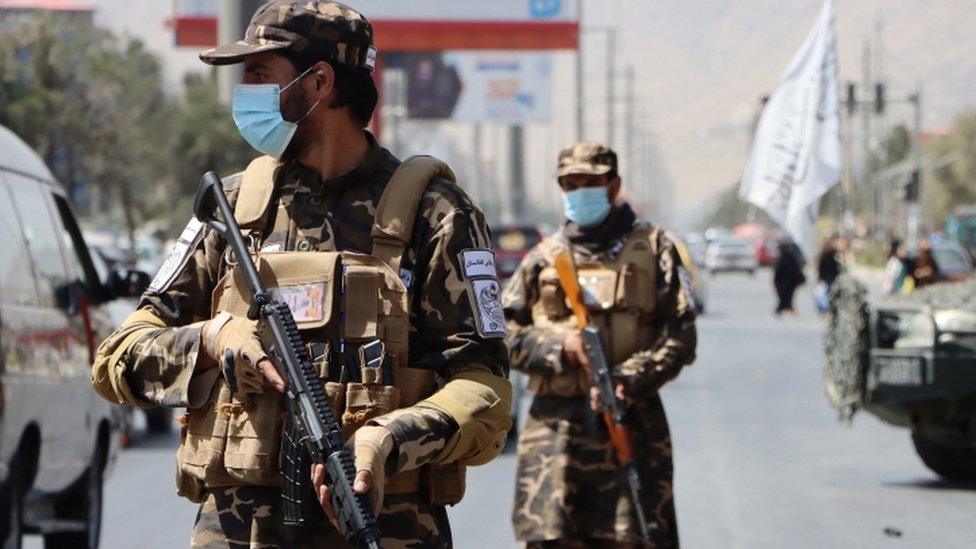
145,407,172,433
0,465,24,549
44,459,103,548
911,430,976,482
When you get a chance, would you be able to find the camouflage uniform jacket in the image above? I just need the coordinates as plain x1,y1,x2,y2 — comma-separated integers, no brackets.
504,206,697,546
92,134,510,545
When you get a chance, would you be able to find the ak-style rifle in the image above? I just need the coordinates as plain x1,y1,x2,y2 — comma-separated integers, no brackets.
553,250,651,539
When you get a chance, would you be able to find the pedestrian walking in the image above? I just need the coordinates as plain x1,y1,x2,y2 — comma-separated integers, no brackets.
773,240,806,315
503,142,698,548
90,2,512,546
817,237,842,292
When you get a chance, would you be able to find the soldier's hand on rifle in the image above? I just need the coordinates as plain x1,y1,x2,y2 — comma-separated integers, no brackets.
562,330,591,371
312,425,395,527
589,383,628,412
201,311,286,394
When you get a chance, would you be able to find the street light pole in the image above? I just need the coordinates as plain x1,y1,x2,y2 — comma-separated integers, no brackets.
575,0,585,141
606,28,618,148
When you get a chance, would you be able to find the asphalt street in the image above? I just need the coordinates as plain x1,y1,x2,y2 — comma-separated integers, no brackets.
26,270,976,548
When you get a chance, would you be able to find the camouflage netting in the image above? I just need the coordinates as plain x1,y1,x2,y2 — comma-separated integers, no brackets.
879,279,976,310
823,273,870,422
824,275,976,422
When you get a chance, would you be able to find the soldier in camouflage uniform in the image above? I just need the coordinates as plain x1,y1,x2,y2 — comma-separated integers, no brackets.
504,143,697,548
91,2,511,547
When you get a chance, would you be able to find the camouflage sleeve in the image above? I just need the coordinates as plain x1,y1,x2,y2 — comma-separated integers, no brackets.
616,233,698,394
92,183,236,409
374,182,512,473
502,249,569,377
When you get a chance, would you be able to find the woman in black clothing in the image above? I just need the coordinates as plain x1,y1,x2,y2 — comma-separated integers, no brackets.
774,240,806,315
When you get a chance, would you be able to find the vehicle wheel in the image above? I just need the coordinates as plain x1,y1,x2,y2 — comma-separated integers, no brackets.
911,430,976,482
0,467,24,549
748,270,756,276
145,407,172,433
44,460,103,548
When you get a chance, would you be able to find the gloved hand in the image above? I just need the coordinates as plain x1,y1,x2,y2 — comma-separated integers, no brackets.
201,311,280,395
311,425,395,526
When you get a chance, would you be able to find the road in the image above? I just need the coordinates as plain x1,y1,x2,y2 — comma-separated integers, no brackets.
27,271,976,548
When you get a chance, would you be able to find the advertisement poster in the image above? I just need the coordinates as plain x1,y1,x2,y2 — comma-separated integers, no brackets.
385,52,553,124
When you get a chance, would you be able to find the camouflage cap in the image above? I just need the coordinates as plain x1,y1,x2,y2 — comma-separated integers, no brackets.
200,1,376,72
555,141,618,178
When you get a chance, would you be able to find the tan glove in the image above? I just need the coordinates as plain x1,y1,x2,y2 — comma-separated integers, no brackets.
201,311,268,395
346,425,395,513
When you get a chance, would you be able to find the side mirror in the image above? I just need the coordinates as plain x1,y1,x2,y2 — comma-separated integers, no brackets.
108,269,151,299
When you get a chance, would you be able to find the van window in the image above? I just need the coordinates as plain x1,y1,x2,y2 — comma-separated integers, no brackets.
0,177,39,305
6,175,72,308
52,195,102,293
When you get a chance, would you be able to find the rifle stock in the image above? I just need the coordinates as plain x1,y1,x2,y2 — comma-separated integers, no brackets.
194,171,381,549
553,250,651,540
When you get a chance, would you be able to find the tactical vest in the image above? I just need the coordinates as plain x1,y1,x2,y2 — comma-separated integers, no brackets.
527,225,662,397
176,155,465,506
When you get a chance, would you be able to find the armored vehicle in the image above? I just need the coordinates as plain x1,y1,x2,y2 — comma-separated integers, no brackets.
825,274,976,481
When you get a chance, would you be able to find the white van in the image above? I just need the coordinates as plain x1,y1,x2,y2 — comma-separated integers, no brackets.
0,124,142,547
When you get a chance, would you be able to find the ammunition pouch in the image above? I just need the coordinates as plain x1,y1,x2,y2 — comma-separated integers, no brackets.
175,154,471,507
528,226,663,391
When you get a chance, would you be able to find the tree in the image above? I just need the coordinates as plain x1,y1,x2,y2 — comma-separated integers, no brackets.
0,14,253,248
924,110,976,226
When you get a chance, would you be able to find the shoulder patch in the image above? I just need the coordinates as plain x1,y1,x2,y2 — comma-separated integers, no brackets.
147,217,207,294
458,249,507,339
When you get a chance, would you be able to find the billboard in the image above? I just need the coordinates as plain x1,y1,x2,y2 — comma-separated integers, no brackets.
385,52,552,124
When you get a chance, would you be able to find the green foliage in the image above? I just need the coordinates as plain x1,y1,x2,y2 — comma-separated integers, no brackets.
0,15,252,240
924,110,976,226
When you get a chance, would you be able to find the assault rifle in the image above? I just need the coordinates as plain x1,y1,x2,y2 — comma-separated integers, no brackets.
553,250,651,540
194,172,381,549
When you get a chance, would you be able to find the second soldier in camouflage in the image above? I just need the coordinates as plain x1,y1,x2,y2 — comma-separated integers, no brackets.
504,142,697,548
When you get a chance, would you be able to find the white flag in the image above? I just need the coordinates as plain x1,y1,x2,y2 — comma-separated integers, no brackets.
739,0,841,262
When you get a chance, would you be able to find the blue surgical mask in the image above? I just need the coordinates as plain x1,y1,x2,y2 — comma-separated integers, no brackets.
563,187,612,228
232,67,320,158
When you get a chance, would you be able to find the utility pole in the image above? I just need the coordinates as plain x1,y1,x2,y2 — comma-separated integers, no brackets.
907,87,923,245
625,66,635,177
606,29,618,148
575,0,585,141
861,39,874,234
509,126,526,223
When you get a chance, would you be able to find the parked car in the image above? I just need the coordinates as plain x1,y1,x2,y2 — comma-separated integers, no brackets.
931,241,975,282
704,227,731,243
704,238,758,275
0,124,146,547
755,236,780,266
492,225,545,283
683,233,708,268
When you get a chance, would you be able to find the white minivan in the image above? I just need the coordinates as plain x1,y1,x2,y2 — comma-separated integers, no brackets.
0,124,144,548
